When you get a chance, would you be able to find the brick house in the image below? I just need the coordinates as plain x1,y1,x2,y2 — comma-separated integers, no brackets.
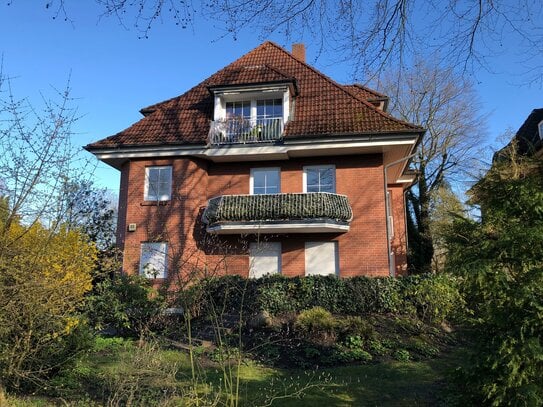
85,42,423,283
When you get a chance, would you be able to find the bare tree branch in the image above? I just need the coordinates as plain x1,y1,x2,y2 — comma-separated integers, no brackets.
380,58,487,272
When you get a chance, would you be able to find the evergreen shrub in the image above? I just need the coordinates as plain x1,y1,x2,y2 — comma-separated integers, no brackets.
196,273,462,323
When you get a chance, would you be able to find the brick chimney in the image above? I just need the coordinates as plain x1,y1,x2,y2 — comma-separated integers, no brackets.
292,43,306,62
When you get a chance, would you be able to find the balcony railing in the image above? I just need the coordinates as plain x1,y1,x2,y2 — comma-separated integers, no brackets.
208,117,284,145
203,192,353,234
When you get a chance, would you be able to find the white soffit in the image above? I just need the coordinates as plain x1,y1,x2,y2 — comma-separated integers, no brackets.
93,136,418,169
207,222,350,234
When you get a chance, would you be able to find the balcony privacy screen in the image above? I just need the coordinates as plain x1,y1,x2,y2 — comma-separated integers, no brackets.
204,192,353,224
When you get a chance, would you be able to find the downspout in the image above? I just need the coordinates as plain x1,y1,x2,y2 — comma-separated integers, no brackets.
384,153,417,277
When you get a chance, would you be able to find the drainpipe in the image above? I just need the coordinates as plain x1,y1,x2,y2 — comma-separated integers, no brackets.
384,153,417,277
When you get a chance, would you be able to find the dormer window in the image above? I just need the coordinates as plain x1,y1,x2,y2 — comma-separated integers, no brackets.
208,80,294,145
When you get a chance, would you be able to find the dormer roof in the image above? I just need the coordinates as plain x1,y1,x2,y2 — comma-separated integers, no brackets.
86,41,422,150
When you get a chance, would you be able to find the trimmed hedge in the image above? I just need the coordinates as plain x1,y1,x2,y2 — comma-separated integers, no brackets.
204,192,353,224
186,273,463,324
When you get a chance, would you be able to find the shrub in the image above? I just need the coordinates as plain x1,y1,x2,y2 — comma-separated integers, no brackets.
295,307,337,343
0,223,96,390
190,274,463,324
400,274,464,323
85,274,166,338
337,316,375,342
393,349,411,362
334,347,373,363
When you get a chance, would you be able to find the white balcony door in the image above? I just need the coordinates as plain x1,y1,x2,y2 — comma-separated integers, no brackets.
305,241,339,276
249,242,281,278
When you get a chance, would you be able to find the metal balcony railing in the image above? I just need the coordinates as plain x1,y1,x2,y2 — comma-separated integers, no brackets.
203,192,353,225
208,117,284,145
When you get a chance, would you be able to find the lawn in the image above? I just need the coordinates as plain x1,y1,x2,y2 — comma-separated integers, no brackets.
4,336,462,406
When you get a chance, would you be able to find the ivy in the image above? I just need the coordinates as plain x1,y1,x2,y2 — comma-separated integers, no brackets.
204,192,353,224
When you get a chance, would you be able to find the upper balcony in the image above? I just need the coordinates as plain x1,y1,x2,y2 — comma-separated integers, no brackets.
203,192,353,234
208,117,284,146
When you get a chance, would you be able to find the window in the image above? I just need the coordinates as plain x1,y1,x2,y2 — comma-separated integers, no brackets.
305,241,338,276
303,165,336,193
226,100,251,119
210,86,290,144
249,242,281,278
539,120,543,140
250,168,280,194
140,242,168,279
257,99,283,120
225,99,283,140
144,166,172,201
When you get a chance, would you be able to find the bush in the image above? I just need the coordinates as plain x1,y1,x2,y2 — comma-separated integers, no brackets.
85,274,166,338
337,316,375,342
0,223,96,390
192,274,462,323
400,274,465,323
295,307,337,343
393,349,411,362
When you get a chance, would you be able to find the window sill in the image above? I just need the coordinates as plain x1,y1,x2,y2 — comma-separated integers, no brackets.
140,200,170,206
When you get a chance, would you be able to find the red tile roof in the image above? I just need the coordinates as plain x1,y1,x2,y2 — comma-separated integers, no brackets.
343,84,388,102
86,42,422,150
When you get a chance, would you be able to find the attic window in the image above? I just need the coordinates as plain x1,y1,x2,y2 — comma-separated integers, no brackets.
209,84,291,144
211,83,291,124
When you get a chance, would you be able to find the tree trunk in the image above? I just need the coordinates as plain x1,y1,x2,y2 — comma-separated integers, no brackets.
407,167,434,274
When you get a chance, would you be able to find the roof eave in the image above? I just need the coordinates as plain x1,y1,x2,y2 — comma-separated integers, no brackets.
207,79,299,96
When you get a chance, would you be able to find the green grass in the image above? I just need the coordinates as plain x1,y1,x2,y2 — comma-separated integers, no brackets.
3,336,463,406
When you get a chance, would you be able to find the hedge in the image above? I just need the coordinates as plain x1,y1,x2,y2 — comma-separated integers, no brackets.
204,192,353,224
182,273,463,324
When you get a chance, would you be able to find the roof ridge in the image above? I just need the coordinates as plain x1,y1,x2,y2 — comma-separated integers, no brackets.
263,42,422,131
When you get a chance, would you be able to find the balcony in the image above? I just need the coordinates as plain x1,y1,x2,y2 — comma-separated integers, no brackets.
203,192,353,234
208,117,284,145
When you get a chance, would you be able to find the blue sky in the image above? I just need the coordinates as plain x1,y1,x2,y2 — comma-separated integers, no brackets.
1,2,541,193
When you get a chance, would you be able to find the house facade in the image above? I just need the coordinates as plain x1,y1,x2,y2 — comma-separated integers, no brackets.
85,42,423,282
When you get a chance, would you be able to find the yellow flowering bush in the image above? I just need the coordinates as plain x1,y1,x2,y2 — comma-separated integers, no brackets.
0,221,97,389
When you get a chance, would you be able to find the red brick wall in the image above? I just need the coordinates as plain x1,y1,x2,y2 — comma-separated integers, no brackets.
117,153,407,280
118,157,209,286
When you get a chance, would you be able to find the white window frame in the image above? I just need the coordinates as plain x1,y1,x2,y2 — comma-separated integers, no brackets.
139,242,168,279
303,165,336,193
249,241,282,278
305,241,339,276
250,167,281,195
144,166,172,201
538,120,543,140
213,86,291,124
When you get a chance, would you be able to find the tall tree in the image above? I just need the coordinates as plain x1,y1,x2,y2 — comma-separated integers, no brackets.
60,180,120,280
61,180,117,250
380,60,485,273
428,184,465,273
446,149,543,405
